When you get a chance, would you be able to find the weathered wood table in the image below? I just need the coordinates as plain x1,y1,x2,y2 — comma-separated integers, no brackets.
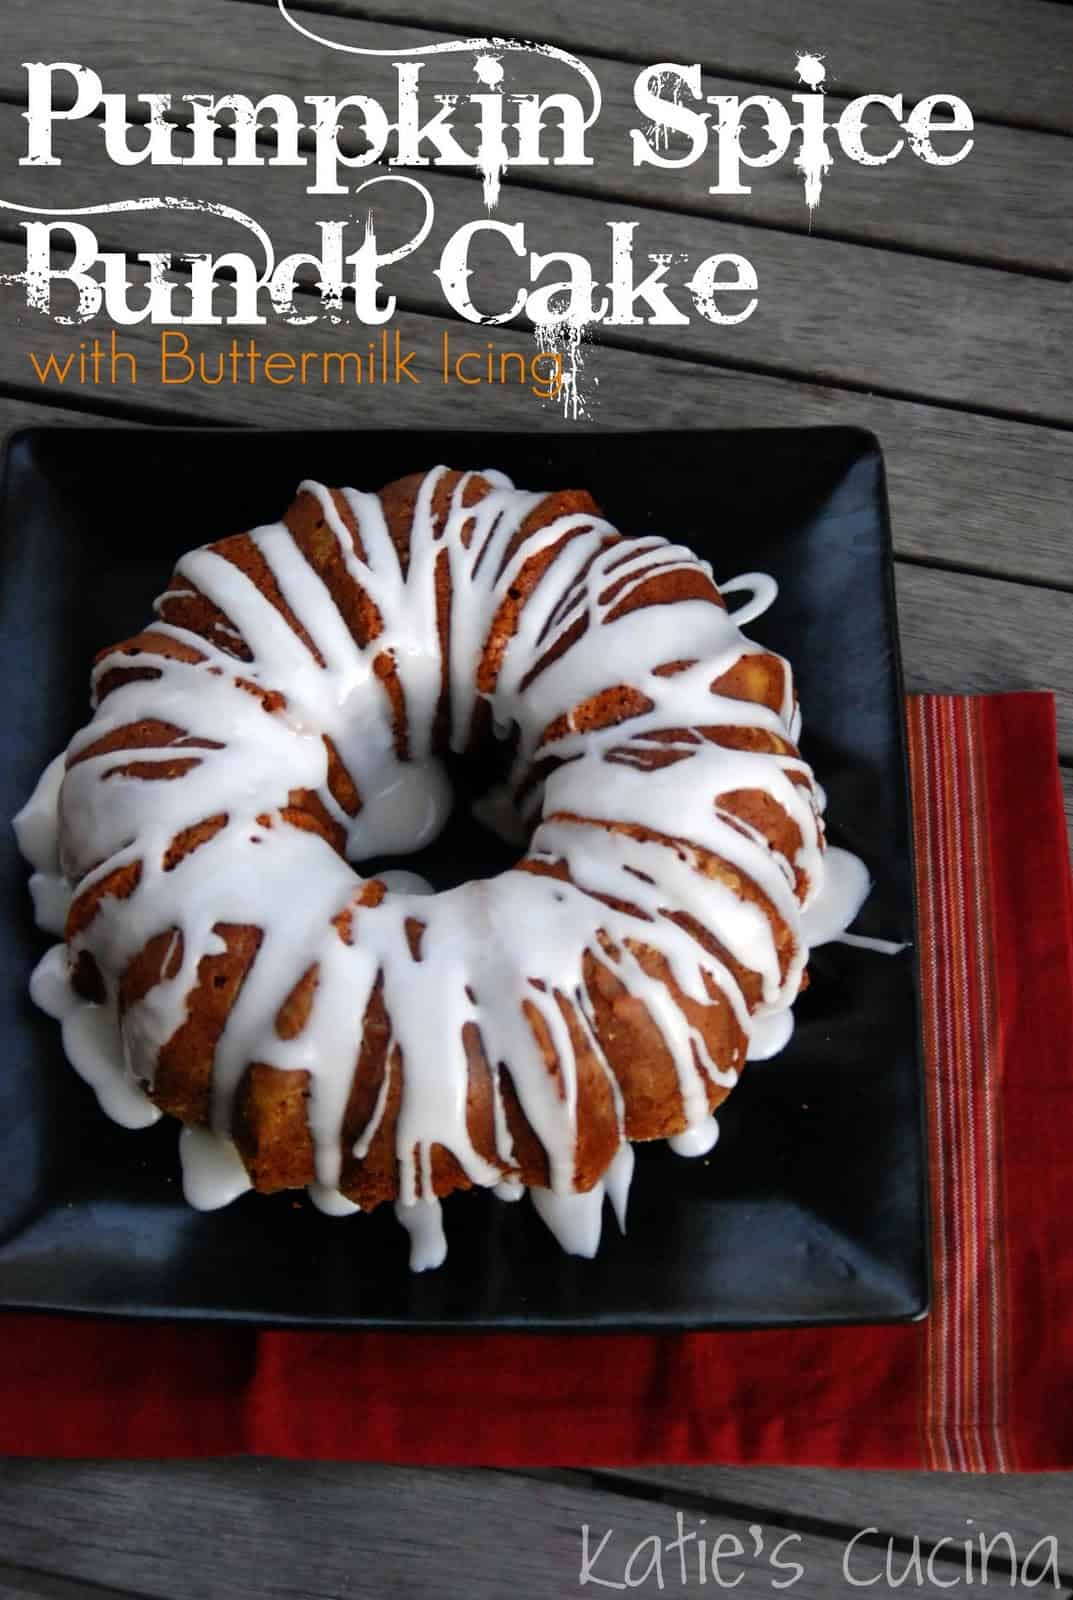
1,0,1071,1593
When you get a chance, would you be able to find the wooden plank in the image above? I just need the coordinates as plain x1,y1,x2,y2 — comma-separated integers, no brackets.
0,7,1067,275
0,245,1070,588
597,1465,1073,1552
895,564,1073,758
1063,766,1073,859
0,1460,870,1600
0,395,128,438
271,0,1073,135
877,412,1073,587
0,1564,139,1600
0,114,1067,423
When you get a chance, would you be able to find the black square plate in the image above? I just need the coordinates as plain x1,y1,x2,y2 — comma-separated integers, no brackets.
0,427,927,1329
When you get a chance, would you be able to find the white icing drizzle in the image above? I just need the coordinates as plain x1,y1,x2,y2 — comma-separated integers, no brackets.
604,1142,635,1233
719,572,779,630
28,943,161,1129
799,846,871,947
13,465,875,1271
746,1010,795,1063
395,1198,447,1272
309,1182,362,1216
668,1114,721,1157
376,870,434,896
838,931,910,956
179,1126,254,1210
14,752,71,936
531,1181,607,1258
344,761,453,859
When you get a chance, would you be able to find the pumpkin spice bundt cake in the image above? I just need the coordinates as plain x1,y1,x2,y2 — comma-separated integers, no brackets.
15,465,868,1269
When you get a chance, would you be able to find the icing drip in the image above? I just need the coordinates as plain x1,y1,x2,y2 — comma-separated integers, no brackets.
14,753,71,936
528,1124,640,1254
395,1198,447,1272
27,876,72,938
13,464,877,1272
719,572,779,630
839,931,910,956
179,1126,254,1210
29,943,161,1129
343,760,452,859
799,847,871,947
309,1182,362,1216
531,1181,607,1258
668,1115,720,1157
604,1142,635,1233
746,1011,795,1063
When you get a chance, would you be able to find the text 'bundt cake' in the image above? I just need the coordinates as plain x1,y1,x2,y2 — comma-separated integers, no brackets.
15,465,869,1269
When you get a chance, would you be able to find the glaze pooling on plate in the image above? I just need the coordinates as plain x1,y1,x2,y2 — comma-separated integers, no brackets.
14,465,871,1271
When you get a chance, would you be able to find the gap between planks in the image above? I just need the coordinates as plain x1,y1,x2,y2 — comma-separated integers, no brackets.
0,93,1064,285
578,1463,1073,1550
0,1559,153,1600
0,216,1067,438
0,274,1071,595
0,1460,942,1600
893,551,1073,600
223,0,1073,136
0,4,1068,279
20,0,1073,141
535,1467,1073,1587
0,1461,1072,1599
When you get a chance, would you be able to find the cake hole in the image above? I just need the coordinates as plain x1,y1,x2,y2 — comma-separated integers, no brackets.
357,749,530,893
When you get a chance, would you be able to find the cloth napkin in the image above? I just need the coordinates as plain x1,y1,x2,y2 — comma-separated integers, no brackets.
2,692,1071,1469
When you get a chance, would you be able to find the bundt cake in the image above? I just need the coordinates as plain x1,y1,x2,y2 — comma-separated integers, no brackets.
15,465,869,1270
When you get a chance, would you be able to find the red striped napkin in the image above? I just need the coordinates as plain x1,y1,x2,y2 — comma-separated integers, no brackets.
2,693,1071,1468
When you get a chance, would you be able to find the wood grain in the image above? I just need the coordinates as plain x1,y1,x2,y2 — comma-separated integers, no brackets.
0,1564,139,1600
253,0,1073,134
0,1460,861,1600
1,112,1068,422
596,1465,1073,1553
0,4,1067,275
896,564,1073,758
1,246,1070,589
0,397,126,435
